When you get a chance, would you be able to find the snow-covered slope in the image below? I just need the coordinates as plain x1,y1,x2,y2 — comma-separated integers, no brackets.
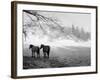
23,11,91,48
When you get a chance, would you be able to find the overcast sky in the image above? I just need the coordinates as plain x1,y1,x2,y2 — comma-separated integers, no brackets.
37,10,91,32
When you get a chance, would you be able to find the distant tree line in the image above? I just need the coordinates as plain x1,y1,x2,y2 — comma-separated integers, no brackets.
63,25,90,41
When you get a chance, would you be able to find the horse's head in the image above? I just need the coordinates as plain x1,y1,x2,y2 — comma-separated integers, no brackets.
29,44,33,49
40,44,44,49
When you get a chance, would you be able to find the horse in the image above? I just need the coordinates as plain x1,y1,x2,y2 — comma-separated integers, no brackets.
29,44,40,58
40,44,50,58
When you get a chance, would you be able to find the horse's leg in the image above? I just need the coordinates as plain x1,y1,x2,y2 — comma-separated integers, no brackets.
47,52,49,58
44,52,46,58
38,53,40,58
32,51,33,58
33,52,35,58
47,50,50,58
37,50,40,58
37,53,38,58
38,50,40,58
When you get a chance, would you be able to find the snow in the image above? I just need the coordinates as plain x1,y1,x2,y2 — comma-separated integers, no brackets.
24,34,90,48
23,10,91,48
45,39,91,48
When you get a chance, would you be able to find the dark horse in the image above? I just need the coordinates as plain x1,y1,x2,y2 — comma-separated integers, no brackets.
29,44,40,58
40,44,50,58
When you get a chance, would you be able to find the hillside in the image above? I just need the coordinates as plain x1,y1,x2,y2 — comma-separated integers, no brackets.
23,10,91,47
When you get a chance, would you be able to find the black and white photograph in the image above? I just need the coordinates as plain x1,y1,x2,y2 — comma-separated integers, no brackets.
23,10,91,69
11,1,97,78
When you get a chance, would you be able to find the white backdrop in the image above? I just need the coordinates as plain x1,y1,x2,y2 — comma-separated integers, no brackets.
0,0,99,80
